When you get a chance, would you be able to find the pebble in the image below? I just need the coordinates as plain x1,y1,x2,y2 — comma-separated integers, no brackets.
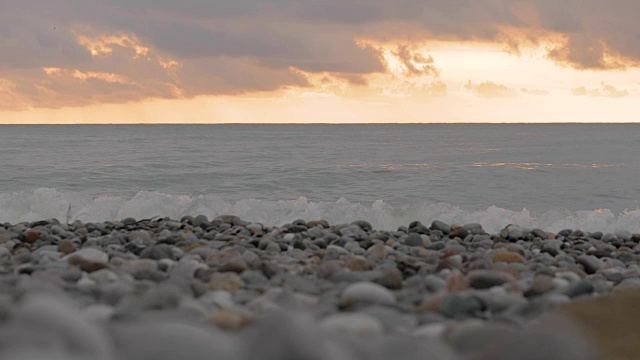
576,255,604,274
405,233,424,247
64,248,109,264
431,220,451,234
467,270,515,289
209,273,246,293
439,293,484,318
492,251,525,264
0,216,636,360
341,281,396,307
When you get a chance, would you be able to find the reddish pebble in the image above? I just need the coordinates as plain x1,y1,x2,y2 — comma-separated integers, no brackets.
23,231,40,244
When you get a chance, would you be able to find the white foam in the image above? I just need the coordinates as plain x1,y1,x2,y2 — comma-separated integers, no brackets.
1,188,640,234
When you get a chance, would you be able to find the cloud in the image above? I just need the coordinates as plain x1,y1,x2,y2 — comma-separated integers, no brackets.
0,78,29,111
571,82,630,98
385,80,447,97
392,45,439,77
521,88,549,96
4,1,640,109
465,81,517,98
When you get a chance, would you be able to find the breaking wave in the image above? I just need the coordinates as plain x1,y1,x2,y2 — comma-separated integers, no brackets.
1,188,640,233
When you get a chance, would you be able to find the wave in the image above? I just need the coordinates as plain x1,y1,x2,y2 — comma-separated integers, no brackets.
1,188,640,233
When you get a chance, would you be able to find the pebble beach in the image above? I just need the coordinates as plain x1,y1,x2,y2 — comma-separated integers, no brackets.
1,215,639,360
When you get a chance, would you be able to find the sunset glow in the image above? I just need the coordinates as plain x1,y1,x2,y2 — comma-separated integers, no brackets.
1,1,640,123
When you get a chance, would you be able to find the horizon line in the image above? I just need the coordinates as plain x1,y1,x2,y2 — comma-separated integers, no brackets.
1,122,640,125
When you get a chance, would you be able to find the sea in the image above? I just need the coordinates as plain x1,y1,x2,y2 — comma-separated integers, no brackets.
1,124,639,233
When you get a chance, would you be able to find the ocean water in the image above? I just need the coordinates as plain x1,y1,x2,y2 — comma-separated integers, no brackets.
1,124,640,233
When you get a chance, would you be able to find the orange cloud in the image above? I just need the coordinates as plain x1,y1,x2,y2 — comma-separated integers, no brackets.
383,80,447,97
571,82,630,98
391,44,439,77
0,78,29,111
76,32,150,59
464,81,516,98
5,1,640,113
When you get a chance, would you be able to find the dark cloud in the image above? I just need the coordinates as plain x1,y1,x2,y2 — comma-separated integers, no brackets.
2,0,640,109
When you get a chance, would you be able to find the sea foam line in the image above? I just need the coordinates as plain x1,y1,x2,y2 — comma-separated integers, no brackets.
1,188,639,233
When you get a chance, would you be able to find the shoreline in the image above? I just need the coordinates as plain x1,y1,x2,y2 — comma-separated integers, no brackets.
0,215,638,359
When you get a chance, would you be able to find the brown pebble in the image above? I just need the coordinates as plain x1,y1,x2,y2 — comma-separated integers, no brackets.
219,262,249,273
448,226,469,239
209,308,253,331
492,251,525,264
439,250,458,260
524,275,556,297
307,220,330,228
79,259,108,273
209,272,245,293
58,240,77,255
557,290,640,360
345,256,373,272
446,270,469,292
531,228,549,239
185,244,206,253
492,236,509,243
219,251,249,273
23,231,40,244
417,293,443,313
366,244,390,260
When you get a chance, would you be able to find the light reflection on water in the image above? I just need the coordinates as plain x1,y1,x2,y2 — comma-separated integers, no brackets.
0,124,639,214
337,162,628,171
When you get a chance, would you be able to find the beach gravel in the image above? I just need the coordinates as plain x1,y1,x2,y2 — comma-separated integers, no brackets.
0,216,637,359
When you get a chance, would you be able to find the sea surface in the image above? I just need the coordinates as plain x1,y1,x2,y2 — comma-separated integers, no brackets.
1,124,640,232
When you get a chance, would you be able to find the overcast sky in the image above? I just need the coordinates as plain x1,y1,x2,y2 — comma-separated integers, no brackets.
1,1,640,123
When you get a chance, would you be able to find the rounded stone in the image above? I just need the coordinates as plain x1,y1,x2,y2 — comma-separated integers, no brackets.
341,281,396,307
431,220,451,234
493,252,526,264
210,308,253,331
439,293,484,318
405,233,424,247
576,255,603,275
57,240,77,255
449,226,470,239
64,248,109,264
23,230,40,244
467,270,515,289
127,230,152,245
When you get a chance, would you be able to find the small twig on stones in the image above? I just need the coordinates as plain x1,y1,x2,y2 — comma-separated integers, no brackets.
136,216,160,225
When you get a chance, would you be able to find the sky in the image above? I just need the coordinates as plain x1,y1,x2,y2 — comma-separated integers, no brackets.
1,1,640,123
